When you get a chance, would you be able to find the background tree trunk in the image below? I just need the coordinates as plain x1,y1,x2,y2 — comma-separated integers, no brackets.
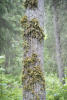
5,52,9,73
52,1,65,84
4,40,10,73
21,0,46,100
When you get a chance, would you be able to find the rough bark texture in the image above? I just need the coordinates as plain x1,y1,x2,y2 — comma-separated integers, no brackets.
21,0,46,100
52,2,65,84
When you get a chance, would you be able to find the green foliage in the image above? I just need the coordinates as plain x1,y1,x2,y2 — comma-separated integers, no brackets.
44,1,67,74
0,71,22,100
0,56,5,64
0,72,67,100
0,0,12,15
46,73,67,100
0,0,24,73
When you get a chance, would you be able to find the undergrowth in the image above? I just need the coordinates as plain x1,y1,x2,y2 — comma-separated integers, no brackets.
0,68,67,100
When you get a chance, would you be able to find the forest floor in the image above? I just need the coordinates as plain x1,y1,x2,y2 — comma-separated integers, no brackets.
0,72,67,100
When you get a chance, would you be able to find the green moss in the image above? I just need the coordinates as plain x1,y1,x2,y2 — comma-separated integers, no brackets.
24,0,38,9
21,17,45,41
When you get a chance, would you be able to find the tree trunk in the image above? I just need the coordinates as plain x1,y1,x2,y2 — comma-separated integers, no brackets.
4,47,10,74
21,0,46,100
52,2,65,84
5,52,9,73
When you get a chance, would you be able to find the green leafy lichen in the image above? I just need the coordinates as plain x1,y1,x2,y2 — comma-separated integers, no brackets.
23,40,29,53
23,53,37,67
21,16,28,29
22,53,45,92
21,16,45,41
24,0,38,9
22,65,45,91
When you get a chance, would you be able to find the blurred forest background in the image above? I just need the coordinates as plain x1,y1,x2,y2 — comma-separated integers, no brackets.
0,0,67,100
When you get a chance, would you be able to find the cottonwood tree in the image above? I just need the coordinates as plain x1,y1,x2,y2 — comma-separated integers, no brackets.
52,0,65,84
21,0,46,100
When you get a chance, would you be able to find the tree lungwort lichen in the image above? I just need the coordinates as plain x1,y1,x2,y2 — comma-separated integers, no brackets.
21,16,45,41
24,0,38,9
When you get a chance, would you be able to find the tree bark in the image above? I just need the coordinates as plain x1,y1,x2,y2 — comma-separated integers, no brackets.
5,52,9,73
52,2,65,84
4,42,10,73
21,0,46,100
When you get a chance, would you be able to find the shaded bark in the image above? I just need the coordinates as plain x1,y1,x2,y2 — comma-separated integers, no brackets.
52,2,65,84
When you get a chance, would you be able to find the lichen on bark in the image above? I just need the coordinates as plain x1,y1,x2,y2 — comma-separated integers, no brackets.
22,65,45,90
24,0,38,9
22,53,45,97
21,16,45,41
21,0,45,99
